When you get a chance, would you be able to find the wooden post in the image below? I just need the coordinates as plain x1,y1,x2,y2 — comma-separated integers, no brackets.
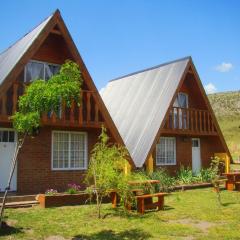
70,100,74,124
199,111,202,132
94,104,99,123
12,82,18,113
1,94,7,115
78,92,83,124
195,110,198,131
86,92,91,122
146,154,154,173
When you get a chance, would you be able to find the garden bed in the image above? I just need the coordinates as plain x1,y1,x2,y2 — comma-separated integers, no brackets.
173,182,213,191
37,192,90,208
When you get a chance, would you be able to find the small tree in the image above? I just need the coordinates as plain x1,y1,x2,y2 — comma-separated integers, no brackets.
0,60,83,227
86,127,129,218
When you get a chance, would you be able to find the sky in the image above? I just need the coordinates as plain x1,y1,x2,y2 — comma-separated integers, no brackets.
0,0,239,93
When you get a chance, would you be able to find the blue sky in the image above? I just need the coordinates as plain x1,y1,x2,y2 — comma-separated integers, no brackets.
0,0,239,93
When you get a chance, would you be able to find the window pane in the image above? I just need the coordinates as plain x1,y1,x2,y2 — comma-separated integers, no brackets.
8,131,15,142
45,64,60,80
52,132,69,169
25,62,44,82
156,137,176,165
70,133,85,168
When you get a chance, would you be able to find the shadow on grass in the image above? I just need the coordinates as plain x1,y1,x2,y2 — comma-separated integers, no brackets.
0,222,23,237
73,229,152,240
221,202,238,207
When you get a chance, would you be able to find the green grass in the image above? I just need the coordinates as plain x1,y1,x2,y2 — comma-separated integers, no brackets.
208,91,240,161
1,188,240,239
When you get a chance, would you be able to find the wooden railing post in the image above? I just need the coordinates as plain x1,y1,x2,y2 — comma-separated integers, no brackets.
70,100,75,124
78,92,83,125
86,92,91,122
1,94,7,115
61,101,66,124
195,110,198,132
12,82,18,113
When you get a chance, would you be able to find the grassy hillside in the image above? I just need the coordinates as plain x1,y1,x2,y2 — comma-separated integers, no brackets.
208,91,240,161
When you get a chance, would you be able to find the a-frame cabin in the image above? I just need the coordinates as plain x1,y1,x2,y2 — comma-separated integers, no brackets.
101,57,231,173
0,10,127,194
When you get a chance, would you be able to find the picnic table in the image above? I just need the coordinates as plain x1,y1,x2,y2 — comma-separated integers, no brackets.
223,172,240,191
110,179,168,214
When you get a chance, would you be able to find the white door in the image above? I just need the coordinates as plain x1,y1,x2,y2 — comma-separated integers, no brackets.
192,138,201,174
0,129,17,192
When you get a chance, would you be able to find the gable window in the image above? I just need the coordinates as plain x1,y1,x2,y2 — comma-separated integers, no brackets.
52,131,88,170
156,137,176,165
172,92,188,129
24,60,60,82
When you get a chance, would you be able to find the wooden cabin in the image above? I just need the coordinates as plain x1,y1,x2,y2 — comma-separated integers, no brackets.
0,10,126,194
101,57,231,173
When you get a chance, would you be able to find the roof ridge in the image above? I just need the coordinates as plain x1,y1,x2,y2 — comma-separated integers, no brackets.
0,11,55,57
109,56,192,82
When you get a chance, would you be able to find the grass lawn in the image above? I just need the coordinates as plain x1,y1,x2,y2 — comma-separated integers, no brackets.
1,188,240,240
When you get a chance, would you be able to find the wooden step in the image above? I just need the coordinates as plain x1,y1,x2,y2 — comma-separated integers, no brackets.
0,200,39,209
0,195,37,203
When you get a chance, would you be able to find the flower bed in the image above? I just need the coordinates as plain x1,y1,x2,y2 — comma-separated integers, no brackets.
37,192,90,208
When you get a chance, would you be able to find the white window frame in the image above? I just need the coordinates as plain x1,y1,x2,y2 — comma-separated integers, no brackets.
156,137,176,166
0,128,17,143
24,60,60,82
51,131,88,171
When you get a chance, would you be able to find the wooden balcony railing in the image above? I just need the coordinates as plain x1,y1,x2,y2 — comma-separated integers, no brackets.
0,82,104,128
162,107,217,135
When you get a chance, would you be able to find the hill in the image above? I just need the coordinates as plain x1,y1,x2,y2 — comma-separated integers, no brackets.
208,91,240,161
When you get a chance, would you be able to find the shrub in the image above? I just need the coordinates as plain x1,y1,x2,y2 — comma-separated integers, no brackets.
66,183,81,194
149,168,176,192
176,165,194,185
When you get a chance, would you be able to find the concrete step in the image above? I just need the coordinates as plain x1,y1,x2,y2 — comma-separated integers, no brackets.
0,200,39,209
0,195,37,203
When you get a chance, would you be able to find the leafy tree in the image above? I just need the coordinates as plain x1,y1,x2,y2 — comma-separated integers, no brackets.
0,60,83,227
86,127,129,218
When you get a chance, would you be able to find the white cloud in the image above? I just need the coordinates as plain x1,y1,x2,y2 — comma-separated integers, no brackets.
215,62,233,72
204,83,217,94
99,87,105,95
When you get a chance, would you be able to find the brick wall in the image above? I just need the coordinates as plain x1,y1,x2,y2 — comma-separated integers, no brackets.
17,127,102,194
152,135,225,175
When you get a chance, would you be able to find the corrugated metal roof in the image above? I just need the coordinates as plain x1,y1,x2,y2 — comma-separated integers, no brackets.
101,57,190,167
0,14,53,85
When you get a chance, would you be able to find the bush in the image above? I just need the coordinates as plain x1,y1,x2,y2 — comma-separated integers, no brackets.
149,168,176,192
66,183,81,194
176,165,194,185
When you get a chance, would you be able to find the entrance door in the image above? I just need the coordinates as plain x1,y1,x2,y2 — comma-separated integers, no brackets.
0,129,17,192
192,138,201,174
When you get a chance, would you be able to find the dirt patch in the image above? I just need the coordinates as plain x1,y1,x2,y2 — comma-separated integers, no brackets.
6,219,18,226
169,218,216,234
45,236,67,240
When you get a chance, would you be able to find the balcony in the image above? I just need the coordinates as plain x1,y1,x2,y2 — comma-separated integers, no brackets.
0,82,104,128
162,107,217,135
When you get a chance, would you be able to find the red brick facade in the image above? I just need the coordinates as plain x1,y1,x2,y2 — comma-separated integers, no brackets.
17,127,102,194
151,135,225,174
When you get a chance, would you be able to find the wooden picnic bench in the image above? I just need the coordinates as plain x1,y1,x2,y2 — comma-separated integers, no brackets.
235,182,240,191
136,192,168,214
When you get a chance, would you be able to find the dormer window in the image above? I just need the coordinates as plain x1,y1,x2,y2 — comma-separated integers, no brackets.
24,60,60,83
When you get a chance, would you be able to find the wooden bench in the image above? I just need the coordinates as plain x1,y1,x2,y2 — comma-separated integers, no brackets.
235,182,240,191
136,192,168,214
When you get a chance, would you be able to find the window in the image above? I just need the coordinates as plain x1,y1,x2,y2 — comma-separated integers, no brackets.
173,92,188,108
24,60,60,82
52,131,87,170
172,92,189,129
0,130,15,142
156,137,176,165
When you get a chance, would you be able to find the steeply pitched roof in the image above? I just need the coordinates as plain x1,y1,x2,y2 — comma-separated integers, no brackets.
101,57,191,167
0,14,53,85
